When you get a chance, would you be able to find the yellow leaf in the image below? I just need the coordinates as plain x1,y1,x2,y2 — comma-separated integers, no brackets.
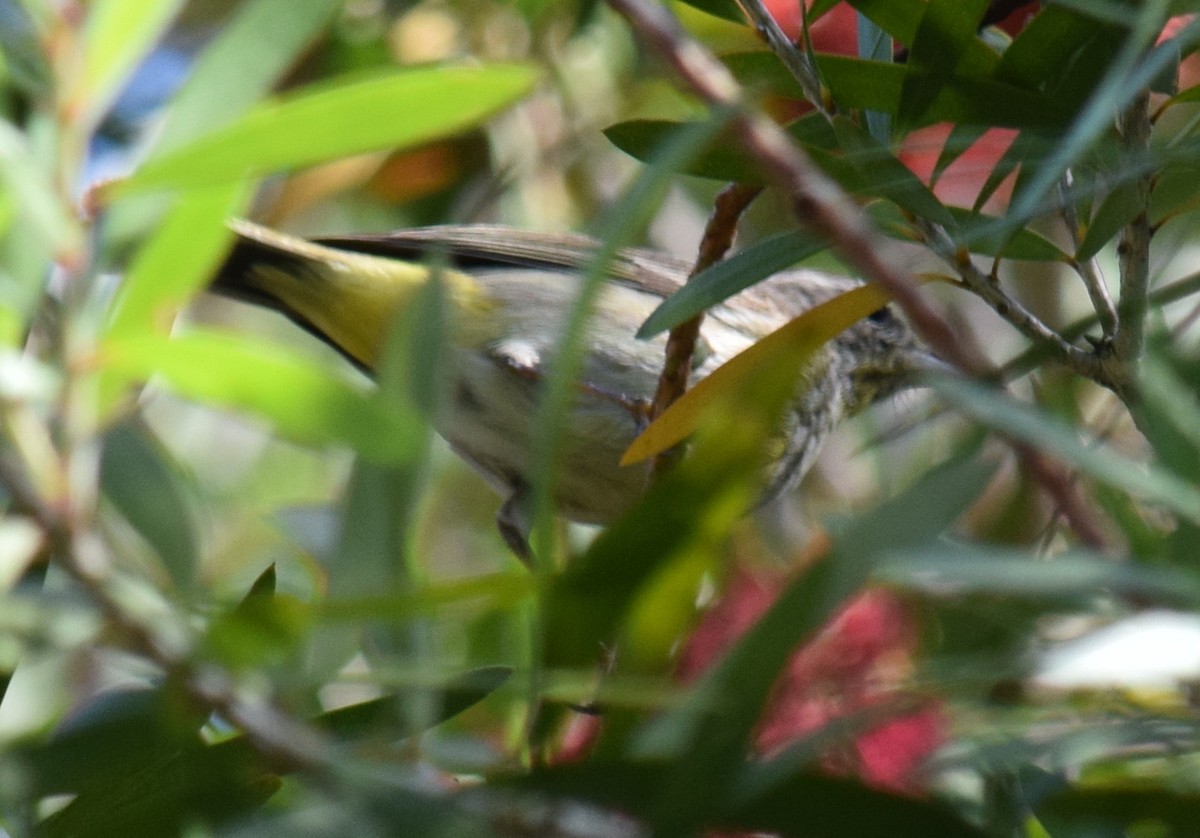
620,283,893,466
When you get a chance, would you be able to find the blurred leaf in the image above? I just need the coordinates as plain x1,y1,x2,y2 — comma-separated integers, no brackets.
876,545,1200,607
120,64,539,193
100,421,199,591
31,685,273,837
154,0,342,154
0,120,80,259
1132,351,1200,484
317,666,512,739
102,329,424,463
724,769,986,837
1038,786,1200,836
1077,180,1142,261
623,283,896,465
933,376,1200,524
675,0,745,24
19,685,207,799
604,112,837,183
318,572,534,623
72,0,184,130
897,0,988,131
0,0,51,96
105,181,250,339
528,112,730,560
634,456,995,833
512,760,981,836
240,562,278,603
204,591,310,671
638,229,828,337
101,0,341,258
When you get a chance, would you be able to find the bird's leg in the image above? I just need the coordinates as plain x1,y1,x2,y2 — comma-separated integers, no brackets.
497,480,534,565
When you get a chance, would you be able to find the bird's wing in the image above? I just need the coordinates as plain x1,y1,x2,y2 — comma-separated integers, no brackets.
313,225,691,301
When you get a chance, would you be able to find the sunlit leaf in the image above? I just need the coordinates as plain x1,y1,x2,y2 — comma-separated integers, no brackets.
105,181,250,338
102,329,424,463
119,64,538,193
72,0,184,130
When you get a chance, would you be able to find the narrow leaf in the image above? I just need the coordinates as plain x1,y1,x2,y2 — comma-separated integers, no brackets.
102,329,424,463
622,284,893,465
638,230,828,337
934,376,1200,524
120,64,538,193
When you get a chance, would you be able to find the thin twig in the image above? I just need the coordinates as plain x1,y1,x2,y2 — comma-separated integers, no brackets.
1058,173,1119,337
917,219,1110,383
1113,90,1154,397
736,0,825,110
649,183,760,479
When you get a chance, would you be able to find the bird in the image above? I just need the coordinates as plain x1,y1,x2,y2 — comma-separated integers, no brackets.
211,221,930,558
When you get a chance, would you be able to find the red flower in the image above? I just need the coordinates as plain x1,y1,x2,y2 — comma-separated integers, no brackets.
679,565,944,796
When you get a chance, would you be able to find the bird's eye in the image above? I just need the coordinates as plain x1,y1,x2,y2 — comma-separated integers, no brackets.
867,306,893,324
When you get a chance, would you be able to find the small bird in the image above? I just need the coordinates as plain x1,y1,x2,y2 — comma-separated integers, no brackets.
212,221,928,556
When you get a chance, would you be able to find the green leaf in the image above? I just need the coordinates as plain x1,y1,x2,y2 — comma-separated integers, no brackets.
154,0,342,155
638,230,828,337
0,120,80,258
102,329,425,463
675,0,746,24
948,208,1068,262
831,116,957,227
934,376,1200,524
100,421,200,591
0,0,51,96
817,55,1062,130
603,113,837,183
120,63,538,193
725,769,987,837
876,544,1200,606
1003,5,1187,232
897,0,989,130
73,0,184,130
105,181,250,339
1077,180,1142,261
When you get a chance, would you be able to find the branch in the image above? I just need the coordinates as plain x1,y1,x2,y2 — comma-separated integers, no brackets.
736,0,825,110
917,219,1110,383
605,0,983,377
651,182,761,418
1058,172,1119,338
605,0,1110,550
1113,89,1154,397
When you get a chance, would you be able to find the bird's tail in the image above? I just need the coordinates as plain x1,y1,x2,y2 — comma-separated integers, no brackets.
212,221,464,372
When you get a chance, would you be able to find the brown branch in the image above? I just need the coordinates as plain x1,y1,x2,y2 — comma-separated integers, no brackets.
606,0,1109,550
649,183,761,478
1113,90,1154,399
607,0,982,375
